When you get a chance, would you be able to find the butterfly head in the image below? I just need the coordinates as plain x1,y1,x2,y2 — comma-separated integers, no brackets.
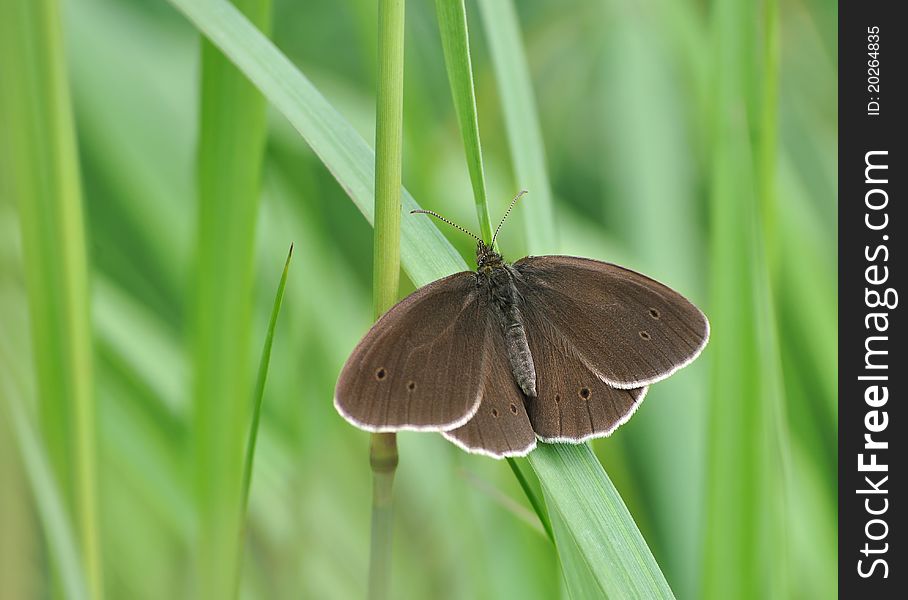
476,241,504,271
409,190,527,273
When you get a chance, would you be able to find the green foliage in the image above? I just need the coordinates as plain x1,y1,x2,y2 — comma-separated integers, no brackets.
0,0,102,596
193,1,271,597
241,244,293,518
701,0,792,597
476,0,556,253
532,445,674,598
1,369,88,600
0,0,837,598
434,0,494,243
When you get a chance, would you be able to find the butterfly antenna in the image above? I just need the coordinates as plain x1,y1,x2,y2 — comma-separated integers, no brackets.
410,209,483,243
491,190,527,247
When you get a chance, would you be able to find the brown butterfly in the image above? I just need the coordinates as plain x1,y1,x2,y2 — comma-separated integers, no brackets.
335,192,709,458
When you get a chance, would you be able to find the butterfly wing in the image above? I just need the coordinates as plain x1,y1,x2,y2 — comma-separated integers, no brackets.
442,325,537,458
335,271,491,432
513,255,709,389
520,308,648,441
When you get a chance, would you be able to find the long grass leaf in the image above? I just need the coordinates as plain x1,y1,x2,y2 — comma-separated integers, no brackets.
702,0,788,596
192,0,271,597
0,1,102,595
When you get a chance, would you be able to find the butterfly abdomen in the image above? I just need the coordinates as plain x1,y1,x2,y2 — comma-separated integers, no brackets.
504,319,536,397
480,264,537,398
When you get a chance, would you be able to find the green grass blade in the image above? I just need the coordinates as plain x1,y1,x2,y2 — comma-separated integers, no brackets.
529,444,674,598
192,0,271,598
476,0,556,253
434,0,494,243
240,244,293,517
0,1,102,596
166,2,672,594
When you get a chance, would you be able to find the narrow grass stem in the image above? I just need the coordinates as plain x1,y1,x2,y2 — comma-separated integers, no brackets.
368,432,399,600
369,0,406,597
506,458,553,543
373,0,405,320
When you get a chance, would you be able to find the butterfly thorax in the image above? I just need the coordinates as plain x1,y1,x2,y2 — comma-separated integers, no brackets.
474,249,538,398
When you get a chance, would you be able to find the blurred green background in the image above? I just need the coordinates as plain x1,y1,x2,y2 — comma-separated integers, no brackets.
0,0,836,598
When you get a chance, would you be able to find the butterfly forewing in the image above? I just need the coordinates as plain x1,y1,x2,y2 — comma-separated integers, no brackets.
335,272,491,431
442,325,537,458
514,256,709,389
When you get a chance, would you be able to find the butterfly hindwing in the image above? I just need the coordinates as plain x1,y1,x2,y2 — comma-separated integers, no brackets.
519,309,648,441
335,272,491,431
514,255,709,389
442,324,537,458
